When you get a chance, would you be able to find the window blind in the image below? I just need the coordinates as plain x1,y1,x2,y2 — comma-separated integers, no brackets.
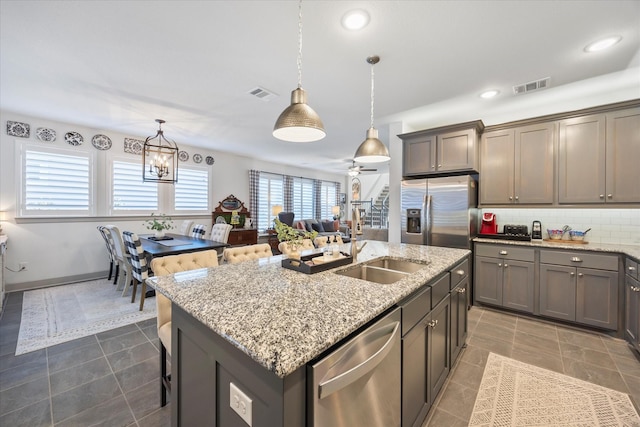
112,161,158,211
292,177,314,220
175,168,208,211
257,173,284,231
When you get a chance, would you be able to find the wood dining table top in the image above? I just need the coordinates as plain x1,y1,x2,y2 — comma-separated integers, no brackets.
139,233,229,258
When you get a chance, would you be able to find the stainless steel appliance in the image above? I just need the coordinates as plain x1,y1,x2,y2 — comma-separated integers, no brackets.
532,220,543,240
401,175,478,250
308,308,401,427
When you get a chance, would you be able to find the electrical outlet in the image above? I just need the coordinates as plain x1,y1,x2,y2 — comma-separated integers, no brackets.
230,382,252,426
19,262,28,271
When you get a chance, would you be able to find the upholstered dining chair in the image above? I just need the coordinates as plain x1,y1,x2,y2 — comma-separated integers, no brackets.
190,224,207,239
104,225,133,294
222,243,272,264
178,220,194,236
210,223,233,243
122,231,149,311
278,239,315,255
97,226,115,281
150,249,220,407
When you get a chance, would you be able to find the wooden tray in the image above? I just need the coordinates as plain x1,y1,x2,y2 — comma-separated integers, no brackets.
543,239,588,245
282,251,352,274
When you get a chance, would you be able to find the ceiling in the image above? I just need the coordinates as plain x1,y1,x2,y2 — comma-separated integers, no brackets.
1,1,639,175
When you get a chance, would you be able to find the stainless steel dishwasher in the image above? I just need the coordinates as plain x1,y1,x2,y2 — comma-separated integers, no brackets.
308,307,401,427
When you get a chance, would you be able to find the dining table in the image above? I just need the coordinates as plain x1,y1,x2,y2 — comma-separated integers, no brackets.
139,233,229,258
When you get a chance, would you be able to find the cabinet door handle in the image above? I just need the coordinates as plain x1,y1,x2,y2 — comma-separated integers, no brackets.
498,263,503,267
599,194,605,199
515,196,519,201
438,164,442,168
570,272,575,276
428,320,437,328
631,286,640,292
457,288,466,294
607,194,612,198
431,165,435,169
504,264,508,268
499,250,508,255
578,273,584,277
571,257,582,262
629,266,637,272
455,269,465,276
509,196,513,201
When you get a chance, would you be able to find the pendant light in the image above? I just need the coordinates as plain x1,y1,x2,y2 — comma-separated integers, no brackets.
273,0,326,142
142,119,179,184
353,55,390,163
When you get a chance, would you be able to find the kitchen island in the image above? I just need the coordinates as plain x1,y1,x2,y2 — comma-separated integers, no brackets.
146,241,470,427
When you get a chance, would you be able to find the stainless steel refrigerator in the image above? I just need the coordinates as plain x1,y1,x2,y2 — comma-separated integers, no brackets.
401,175,478,250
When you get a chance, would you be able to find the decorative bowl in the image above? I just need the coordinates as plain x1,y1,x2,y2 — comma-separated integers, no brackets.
569,230,587,241
547,229,564,240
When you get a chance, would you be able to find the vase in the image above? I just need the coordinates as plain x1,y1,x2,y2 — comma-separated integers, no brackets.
155,230,165,239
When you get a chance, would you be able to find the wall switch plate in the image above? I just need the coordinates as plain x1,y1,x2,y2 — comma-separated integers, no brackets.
230,382,252,426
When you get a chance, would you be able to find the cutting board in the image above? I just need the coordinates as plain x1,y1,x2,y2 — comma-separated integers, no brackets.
543,239,588,245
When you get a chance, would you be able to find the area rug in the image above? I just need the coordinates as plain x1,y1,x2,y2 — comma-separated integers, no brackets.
16,278,156,355
469,352,640,426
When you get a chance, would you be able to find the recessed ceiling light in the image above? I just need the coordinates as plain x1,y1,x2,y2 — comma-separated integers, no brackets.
341,9,370,30
584,36,622,52
480,89,500,99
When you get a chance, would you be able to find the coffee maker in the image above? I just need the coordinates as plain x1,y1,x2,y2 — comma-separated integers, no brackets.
480,213,497,234
531,220,543,240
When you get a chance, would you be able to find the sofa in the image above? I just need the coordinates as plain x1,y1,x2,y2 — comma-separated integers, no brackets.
293,219,351,242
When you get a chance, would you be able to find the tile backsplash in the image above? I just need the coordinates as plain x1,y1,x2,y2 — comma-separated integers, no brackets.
482,208,640,245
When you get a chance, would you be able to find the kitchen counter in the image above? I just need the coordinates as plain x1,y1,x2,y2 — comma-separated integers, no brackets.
146,241,469,378
474,238,640,262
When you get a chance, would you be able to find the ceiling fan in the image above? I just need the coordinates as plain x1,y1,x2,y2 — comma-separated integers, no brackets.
348,161,377,176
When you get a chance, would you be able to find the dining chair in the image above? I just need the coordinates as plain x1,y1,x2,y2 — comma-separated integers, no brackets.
222,243,272,264
97,226,115,281
178,220,194,236
278,239,314,255
150,249,219,407
122,231,149,311
210,223,233,243
190,224,207,239
104,225,133,293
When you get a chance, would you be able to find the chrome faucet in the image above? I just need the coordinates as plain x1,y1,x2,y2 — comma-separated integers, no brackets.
350,207,367,262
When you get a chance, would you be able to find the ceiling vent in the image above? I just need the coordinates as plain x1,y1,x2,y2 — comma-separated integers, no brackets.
248,86,278,102
513,77,550,95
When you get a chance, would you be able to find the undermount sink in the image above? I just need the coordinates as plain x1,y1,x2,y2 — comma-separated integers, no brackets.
334,257,428,285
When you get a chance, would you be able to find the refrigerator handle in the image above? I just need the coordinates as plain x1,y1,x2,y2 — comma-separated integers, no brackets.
424,194,432,246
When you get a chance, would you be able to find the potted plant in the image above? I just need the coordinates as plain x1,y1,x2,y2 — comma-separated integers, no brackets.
145,213,174,238
274,218,317,259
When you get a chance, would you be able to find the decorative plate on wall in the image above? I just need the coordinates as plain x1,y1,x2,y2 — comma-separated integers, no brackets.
193,153,203,163
124,137,143,155
178,150,189,162
6,121,30,138
36,127,56,142
205,156,215,165
65,131,83,146
91,134,112,150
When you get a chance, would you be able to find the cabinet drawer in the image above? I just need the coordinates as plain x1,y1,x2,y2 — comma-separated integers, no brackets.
540,250,618,271
475,244,535,262
627,258,639,280
431,273,450,309
401,286,431,336
450,258,469,289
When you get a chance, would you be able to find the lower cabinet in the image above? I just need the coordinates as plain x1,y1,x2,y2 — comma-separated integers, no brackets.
624,263,640,352
401,292,451,427
450,275,468,364
539,250,619,330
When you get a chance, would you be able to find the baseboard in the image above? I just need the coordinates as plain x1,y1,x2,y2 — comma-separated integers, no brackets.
6,271,110,293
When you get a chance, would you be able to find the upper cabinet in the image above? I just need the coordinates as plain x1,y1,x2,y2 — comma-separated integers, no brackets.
558,107,640,204
480,122,555,205
400,121,484,177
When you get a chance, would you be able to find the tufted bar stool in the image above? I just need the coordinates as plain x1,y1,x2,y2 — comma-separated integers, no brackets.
222,243,273,264
278,239,315,255
150,249,219,407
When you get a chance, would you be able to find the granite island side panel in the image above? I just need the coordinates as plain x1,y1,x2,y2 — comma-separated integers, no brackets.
146,241,469,378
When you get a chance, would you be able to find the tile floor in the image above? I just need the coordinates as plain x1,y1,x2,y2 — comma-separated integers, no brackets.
1,290,639,426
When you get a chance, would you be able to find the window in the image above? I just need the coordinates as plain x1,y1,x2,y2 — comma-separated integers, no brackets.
174,167,209,211
319,181,338,220
21,145,94,216
112,160,158,212
292,177,314,220
257,173,284,231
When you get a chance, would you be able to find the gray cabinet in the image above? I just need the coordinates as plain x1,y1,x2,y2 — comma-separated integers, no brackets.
559,107,640,204
480,122,554,205
450,259,469,364
400,121,484,177
625,258,640,353
539,250,619,330
474,244,535,313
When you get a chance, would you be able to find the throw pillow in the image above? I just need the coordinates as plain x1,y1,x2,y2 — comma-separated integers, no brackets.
311,222,325,233
321,221,335,232
305,221,314,232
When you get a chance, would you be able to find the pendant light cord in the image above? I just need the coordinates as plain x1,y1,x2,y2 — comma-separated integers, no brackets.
297,0,303,89
370,62,375,128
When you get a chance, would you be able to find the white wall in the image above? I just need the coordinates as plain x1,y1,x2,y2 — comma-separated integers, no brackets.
0,110,346,289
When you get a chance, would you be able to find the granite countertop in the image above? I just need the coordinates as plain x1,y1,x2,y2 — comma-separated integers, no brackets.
474,238,640,262
146,241,469,378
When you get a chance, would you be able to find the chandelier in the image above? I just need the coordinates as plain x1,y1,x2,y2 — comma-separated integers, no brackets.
353,55,390,163
273,0,325,142
142,119,179,184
